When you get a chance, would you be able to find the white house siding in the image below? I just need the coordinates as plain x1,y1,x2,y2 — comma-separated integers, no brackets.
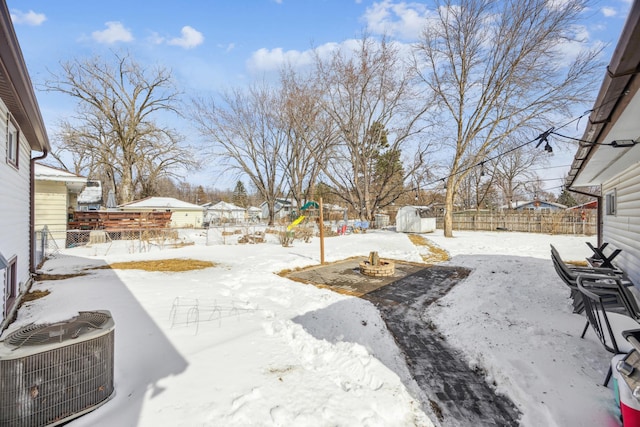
602,165,640,285
0,103,33,320
170,210,203,228
34,180,69,246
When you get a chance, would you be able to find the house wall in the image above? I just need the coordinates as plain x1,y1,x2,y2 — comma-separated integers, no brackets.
170,210,203,228
34,180,69,247
602,165,640,285
0,98,33,324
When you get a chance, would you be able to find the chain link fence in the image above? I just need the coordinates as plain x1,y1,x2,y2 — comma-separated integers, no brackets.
33,227,200,268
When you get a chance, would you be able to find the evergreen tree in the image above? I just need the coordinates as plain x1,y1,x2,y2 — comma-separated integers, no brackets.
557,188,577,207
195,185,207,205
233,180,249,207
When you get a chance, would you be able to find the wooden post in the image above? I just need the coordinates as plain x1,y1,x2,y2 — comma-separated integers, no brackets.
319,198,325,264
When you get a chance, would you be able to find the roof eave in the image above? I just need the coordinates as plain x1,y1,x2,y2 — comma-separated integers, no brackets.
567,3,640,188
0,2,50,153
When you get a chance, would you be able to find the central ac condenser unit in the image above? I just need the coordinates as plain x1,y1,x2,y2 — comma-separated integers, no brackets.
0,310,115,427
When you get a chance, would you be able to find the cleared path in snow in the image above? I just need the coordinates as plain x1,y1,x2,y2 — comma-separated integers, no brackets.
364,265,522,426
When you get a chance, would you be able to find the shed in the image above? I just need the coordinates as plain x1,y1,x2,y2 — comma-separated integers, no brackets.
395,206,436,233
119,197,204,228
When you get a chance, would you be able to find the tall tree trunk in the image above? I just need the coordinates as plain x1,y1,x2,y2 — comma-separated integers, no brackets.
443,180,455,237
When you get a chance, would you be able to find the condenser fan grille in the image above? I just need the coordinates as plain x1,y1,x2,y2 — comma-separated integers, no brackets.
0,310,115,427
4,310,111,348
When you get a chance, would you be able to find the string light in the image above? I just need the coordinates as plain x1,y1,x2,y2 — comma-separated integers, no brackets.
551,131,638,148
407,90,629,196
415,100,616,191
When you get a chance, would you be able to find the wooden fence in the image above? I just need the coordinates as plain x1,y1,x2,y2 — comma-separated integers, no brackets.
434,210,596,235
68,211,173,230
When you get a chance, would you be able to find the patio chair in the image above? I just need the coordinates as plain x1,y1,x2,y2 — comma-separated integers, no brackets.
550,247,629,315
577,276,640,386
550,245,633,316
550,245,627,280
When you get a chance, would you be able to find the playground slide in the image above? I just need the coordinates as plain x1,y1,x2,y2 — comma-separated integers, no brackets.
287,215,305,231
286,201,319,231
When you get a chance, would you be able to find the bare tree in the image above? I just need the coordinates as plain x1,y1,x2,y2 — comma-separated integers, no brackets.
44,52,196,204
312,35,432,221
458,161,498,210
278,68,330,207
491,142,545,208
192,83,288,225
413,0,602,236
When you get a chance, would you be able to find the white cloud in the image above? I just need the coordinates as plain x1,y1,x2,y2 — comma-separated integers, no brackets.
601,6,617,17
218,42,236,53
92,22,133,44
10,9,46,26
362,0,431,40
246,38,413,74
148,31,165,45
168,26,204,49
248,47,314,72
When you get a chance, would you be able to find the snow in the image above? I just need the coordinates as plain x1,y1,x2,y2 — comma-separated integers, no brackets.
1,229,625,426
119,196,204,209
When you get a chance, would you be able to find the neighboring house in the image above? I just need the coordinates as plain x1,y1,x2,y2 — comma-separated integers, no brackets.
567,200,598,211
34,163,87,247
119,197,204,228
77,179,103,211
260,198,296,221
0,3,51,330
205,201,246,225
500,200,567,212
567,3,640,284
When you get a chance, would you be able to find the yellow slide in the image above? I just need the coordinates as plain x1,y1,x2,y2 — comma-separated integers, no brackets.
287,215,305,231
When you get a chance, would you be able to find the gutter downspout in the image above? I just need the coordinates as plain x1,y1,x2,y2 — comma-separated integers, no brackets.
30,150,48,272
568,187,602,245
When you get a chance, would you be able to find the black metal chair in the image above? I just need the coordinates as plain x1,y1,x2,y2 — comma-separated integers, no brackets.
577,276,639,386
586,242,623,269
551,244,627,281
550,245,631,319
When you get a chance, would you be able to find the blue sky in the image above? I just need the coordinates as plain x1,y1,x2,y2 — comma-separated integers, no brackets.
7,0,635,190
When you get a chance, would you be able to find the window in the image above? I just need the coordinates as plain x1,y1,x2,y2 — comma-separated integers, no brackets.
606,190,616,216
6,115,19,168
3,256,17,317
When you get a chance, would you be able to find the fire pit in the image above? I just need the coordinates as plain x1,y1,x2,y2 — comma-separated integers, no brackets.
359,251,395,277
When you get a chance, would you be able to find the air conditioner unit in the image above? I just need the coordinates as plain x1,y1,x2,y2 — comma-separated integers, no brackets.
0,310,115,427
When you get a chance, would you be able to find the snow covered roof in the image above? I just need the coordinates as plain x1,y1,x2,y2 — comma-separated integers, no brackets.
207,201,245,212
34,163,86,184
120,197,204,210
77,180,102,204
500,200,567,210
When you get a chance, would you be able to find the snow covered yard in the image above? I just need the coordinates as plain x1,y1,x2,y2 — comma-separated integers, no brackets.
1,229,623,426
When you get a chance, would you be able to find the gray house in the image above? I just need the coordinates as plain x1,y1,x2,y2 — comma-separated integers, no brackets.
567,3,640,284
